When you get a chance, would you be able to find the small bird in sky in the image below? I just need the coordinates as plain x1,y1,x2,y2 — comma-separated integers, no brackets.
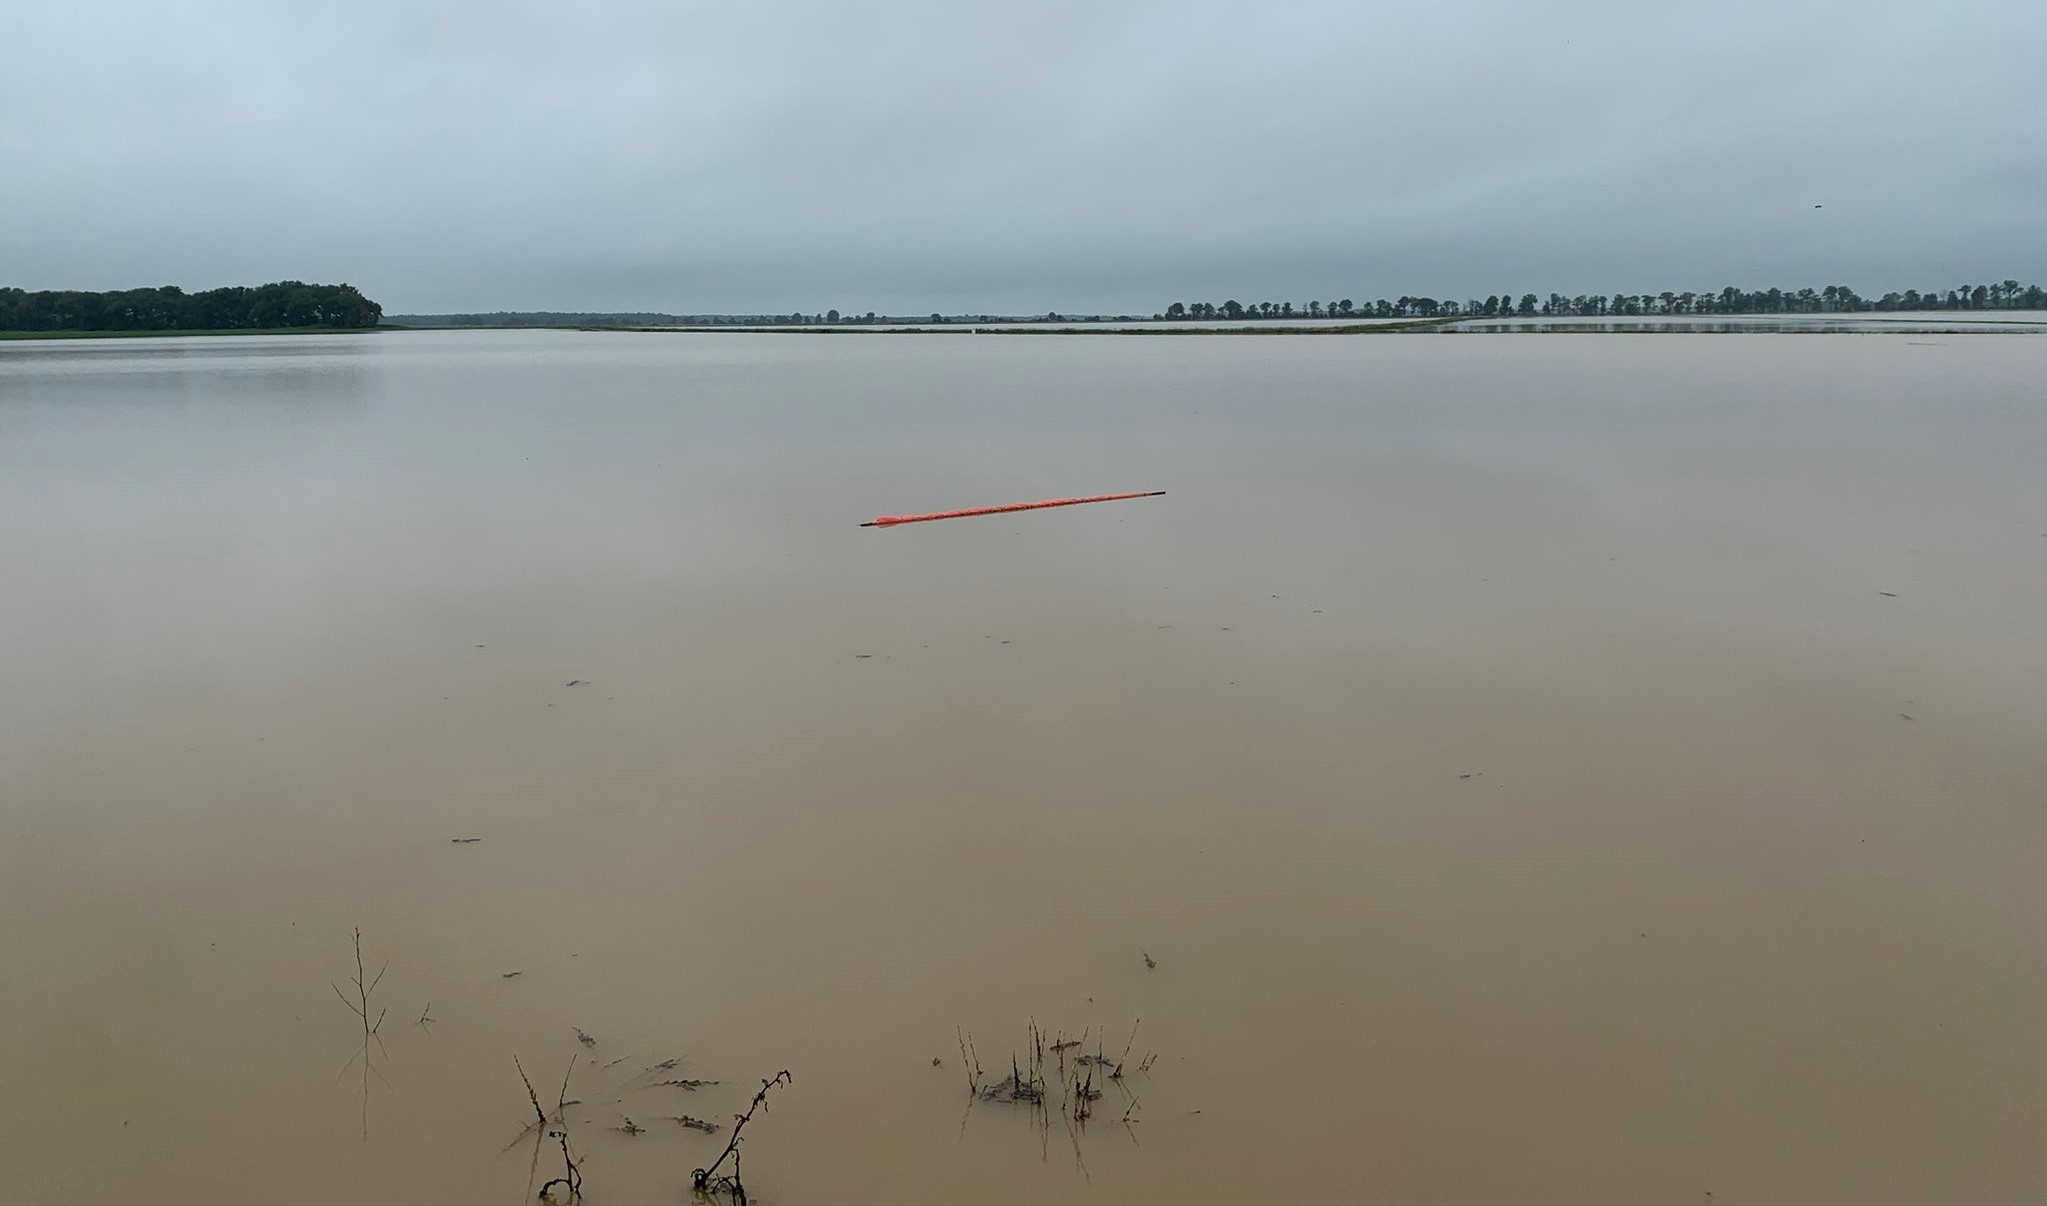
1813,203,1824,208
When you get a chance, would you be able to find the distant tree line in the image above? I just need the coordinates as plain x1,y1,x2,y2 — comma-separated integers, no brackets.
0,282,382,332
1160,279,2047,321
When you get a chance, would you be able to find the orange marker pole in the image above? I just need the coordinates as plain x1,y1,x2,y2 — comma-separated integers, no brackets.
861,490,1164,527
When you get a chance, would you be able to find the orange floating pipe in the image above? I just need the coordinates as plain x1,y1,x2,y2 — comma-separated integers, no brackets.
861,490,1164,527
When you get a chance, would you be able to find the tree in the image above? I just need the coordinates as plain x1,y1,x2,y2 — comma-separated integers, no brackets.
1166,302,1186,319
1222,300,1244,318
0,281,382,331
1338,299,1354,316
826,309,840,323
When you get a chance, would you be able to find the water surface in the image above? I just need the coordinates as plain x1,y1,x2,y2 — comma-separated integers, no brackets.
4,330,2046,1204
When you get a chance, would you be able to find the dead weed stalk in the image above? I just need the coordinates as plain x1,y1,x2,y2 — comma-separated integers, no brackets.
692,1069,793,1205
331,928,390,1139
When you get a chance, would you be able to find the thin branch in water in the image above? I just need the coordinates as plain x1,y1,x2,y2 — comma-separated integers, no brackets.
517,1055,584,1202
955,1027,981,1094
537,1129,582,1205
1112,1017,1141,1079
555,1054,578,1119
515,1056,547,1126
331,928,389,1140
691,1069,793,1204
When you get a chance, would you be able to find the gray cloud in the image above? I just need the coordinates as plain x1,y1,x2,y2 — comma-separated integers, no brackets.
4,1,2041,313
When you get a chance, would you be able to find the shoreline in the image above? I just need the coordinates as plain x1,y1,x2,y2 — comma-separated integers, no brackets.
579,316,2045,336
12,316,2043,341
587,316,1458,335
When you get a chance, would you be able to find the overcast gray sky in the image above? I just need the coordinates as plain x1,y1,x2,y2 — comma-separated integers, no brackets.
3,1,2041,314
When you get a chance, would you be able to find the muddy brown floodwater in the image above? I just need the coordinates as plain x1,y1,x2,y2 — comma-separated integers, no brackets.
4,329,2047,1204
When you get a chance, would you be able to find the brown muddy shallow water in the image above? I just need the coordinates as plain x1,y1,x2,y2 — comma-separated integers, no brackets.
3,329,2046,1204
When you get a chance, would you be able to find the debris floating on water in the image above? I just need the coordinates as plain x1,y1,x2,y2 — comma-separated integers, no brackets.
861,490,1164,528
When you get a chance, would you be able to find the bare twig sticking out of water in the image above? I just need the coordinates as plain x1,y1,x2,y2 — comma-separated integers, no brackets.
692,1069,793,1205
1079,1074,1103,1122
513,1056,551,1191
516,1057,547,1126
955,1027,982,1094
331,928,389,1139
555,1059,576,1119
1112,1018,1141,1080
540,1130,583,1205
518,1055,584,1203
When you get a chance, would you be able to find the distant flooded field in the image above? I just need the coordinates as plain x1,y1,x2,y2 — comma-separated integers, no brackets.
4,329,2046,1205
